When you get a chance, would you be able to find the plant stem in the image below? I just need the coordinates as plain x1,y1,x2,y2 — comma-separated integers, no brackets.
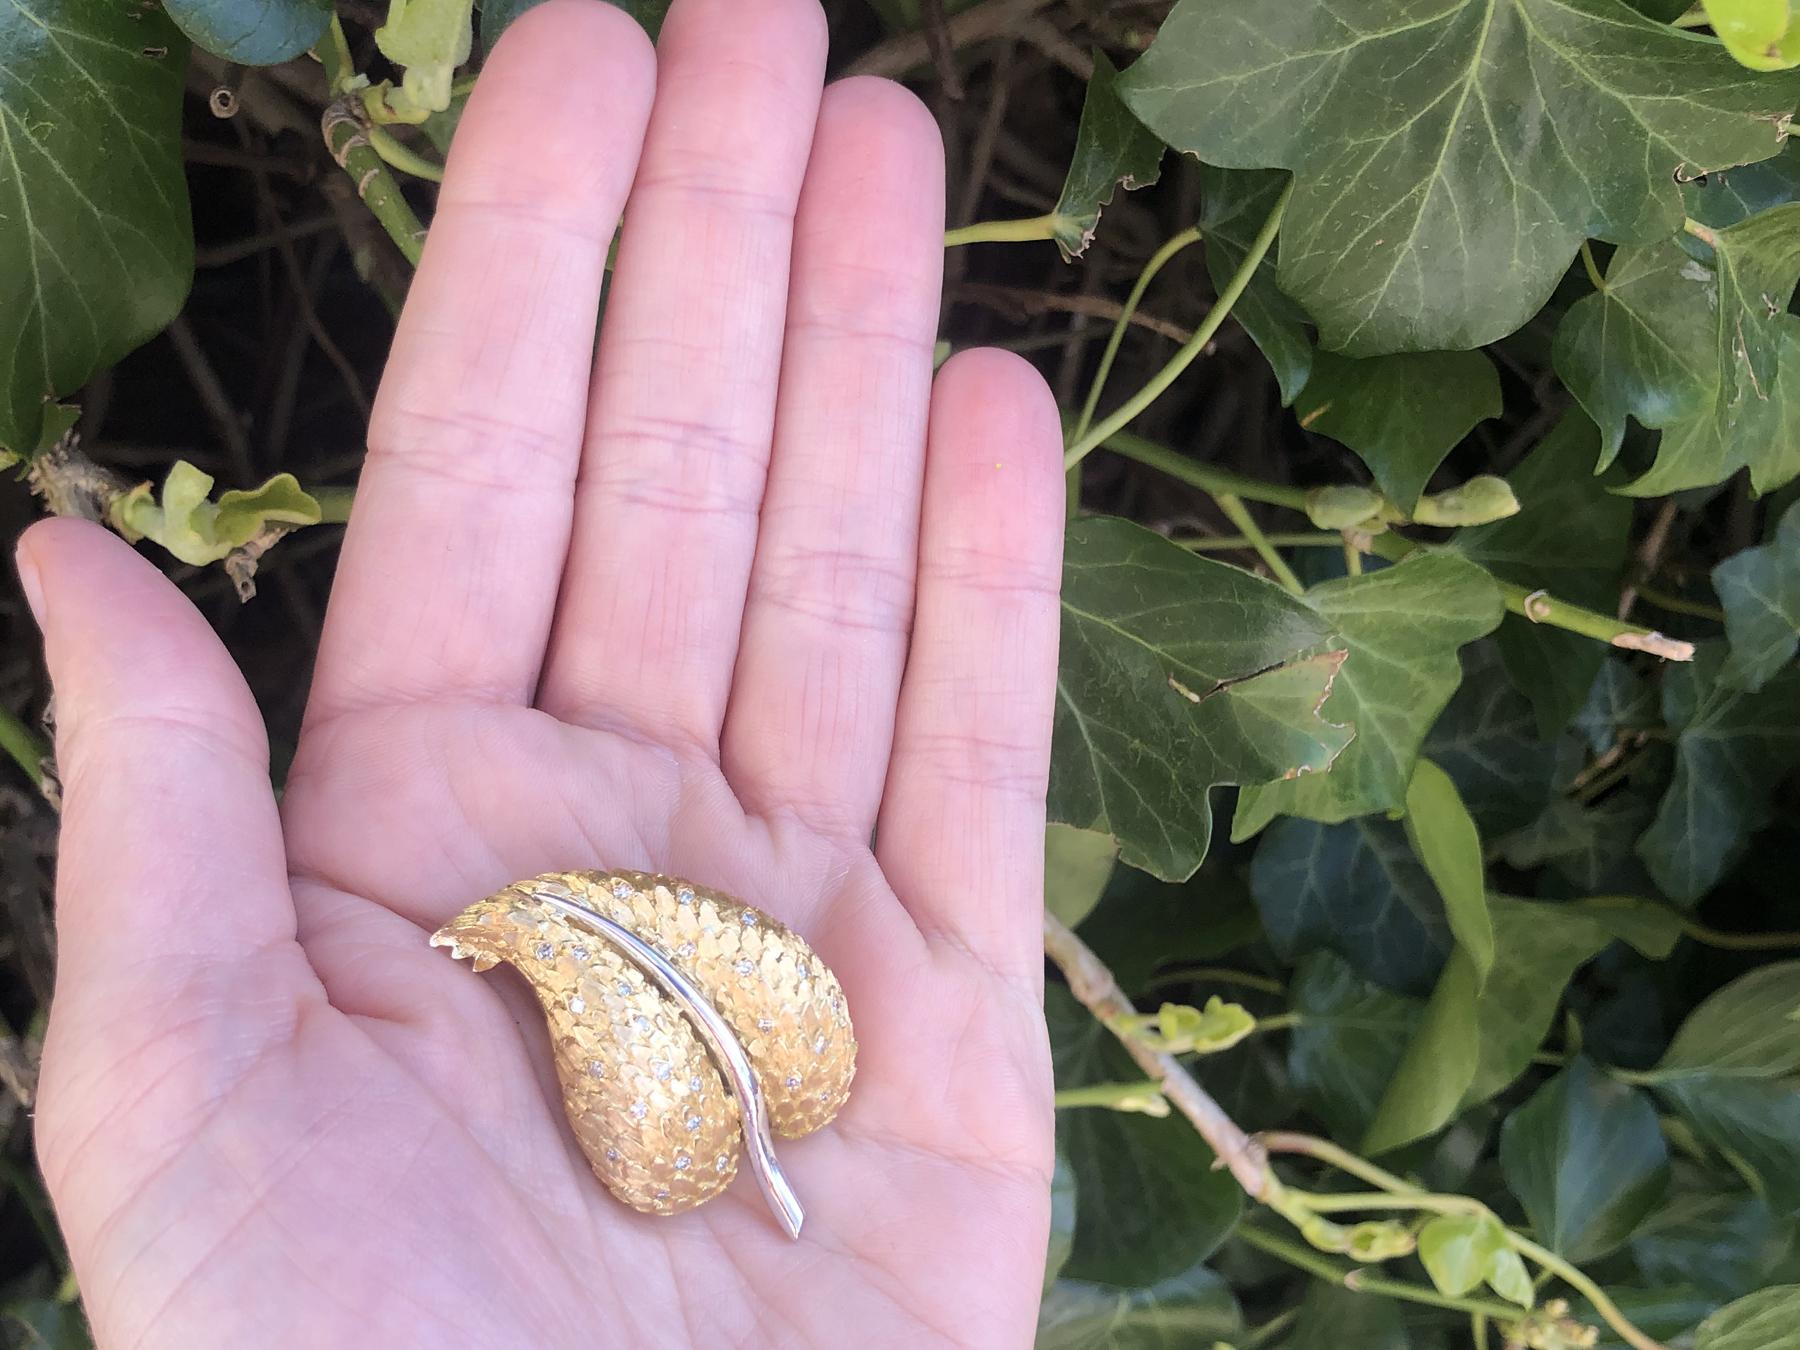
1634,582,1725,624
311,486,355,524
1072,226,1204,443
1064,181,1293,471
1178,532,1344,552
1509,1232,1666,1350
1292,1191,1484,1217
943,214,1059,248
367,126,446,183
1682,216,1719,248
1102,430,1311,511
1053,1080,1168,1111
1235,1224,1525,1322
1213,492,1306,594
1683,919,1800,951
1044,912,1278,1200
1249,1011,1303,1034
1146,965,1287,996
1499,582,1695,661
1580,240,1607,292
1257,1132,1422,1195
1240,1308,1301,1350
315,19,426,268
0,705,49,791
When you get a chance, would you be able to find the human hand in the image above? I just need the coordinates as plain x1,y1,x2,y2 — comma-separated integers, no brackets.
19,1,1064,1344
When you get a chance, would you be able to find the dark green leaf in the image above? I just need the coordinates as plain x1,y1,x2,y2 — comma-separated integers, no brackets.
1051,53,1164,260
164,0,329,63
1293,351,1501,511
1696,1285,1800,1350
1198,167,1313,404
1035,1264,1240,1348
1637,648,1800,903
1285,1283,1407,1350
1686,142,1800,228
1287,951,1420,1141
1499,1057,1670,1262
1364,897,1653,1153
483,0,668,46
0,1297,91,1350
1572,659,1659,756
1631,1168,1789,1301
1423,642,1563,834
1233,552,1504,833
0,0,192,456
1456,413,1634,736
1402,758,1494,980
1075,862,1261,996
1048,986,1244,1283
1714,499,1800,691
1251,816,1450,996
1114,0,1799,354
1498,791,1661,894
1054,517,1353,880
1045,1149,1076,1291
1657,960,1800,1078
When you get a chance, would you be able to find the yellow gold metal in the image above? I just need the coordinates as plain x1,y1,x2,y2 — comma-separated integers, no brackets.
430,870,856,1236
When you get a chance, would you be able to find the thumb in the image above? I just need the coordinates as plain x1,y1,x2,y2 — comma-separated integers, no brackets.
18,521,313,1168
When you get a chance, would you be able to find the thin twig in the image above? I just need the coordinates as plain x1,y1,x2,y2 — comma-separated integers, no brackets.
950,282,1192,343
846,0,1057,80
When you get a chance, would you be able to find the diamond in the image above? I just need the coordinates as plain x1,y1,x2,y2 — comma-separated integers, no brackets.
604,1147,621,1162
690,1075,704,1092
655,1188,670,1201
633,1015,652,1033
784,1073,801,1089
676,942,696,958
813,1034,827,1055
797,962,812,981
740,912,757,927
756,1017,774,1032
685,1114,702,1132
611,879,632,899
568,996,585,1015
587,1060,606,1079
714,1155,731,1173
674,1154,692,1172
677,886,695,905
733,958,755,976
617,982,632,997
571,946,590,962
534,942,554,961
629,1100,648,1120
652,1059,672,1082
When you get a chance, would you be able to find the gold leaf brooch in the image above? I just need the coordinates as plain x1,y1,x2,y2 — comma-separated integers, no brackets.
431,870,856,1238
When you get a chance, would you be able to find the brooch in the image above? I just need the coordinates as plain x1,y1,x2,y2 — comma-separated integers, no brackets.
431,870,856,1238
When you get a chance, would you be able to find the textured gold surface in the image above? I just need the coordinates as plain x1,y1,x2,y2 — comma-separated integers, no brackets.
431,870,856,1217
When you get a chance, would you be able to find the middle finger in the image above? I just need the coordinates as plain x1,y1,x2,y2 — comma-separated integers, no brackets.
537,0,828,746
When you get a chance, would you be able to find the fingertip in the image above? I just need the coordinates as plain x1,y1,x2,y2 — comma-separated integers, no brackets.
930,348,1066,505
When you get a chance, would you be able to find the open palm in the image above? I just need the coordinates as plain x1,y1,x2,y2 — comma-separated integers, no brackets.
21,2,1063,1344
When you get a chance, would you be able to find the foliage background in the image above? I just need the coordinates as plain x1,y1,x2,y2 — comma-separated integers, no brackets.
5,0,1800,1346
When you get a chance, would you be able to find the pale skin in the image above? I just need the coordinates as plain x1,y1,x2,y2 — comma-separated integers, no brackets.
16,1,1065,1345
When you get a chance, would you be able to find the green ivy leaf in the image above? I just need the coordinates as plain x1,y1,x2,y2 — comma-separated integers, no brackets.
1287,951,1420,1141
111,462,322,567
1696,1285,1800,1350
1053,517,1354,881
1293,352,1501,512
1114,0,1799,354
1048,986,1244,1284
1233,552,1505,834
164,0,330,64
1415,1212,1513,1301
1402,758,1494,982
1706,0,1800,70
1455,413,1634,737
0,0,193,458
1714,499,1800,692
1499,791,1660,893
1035,1264,1241,1349
1045,1148,1076,1291
1499,1057,1670,1262
1251,816,1450,996
483,0,670,45
1363,896,1667,1153
1572,659,1658,756
1198,167,1313,405
1138,997,1256,1055
1044,824,1120,930
1687,141,1800,227
1423,643,1563,834
1637,647,1800,903
1285,1283,1407,1350
1631,1167,1787,1301
1051,53,1164,260
377,0,475,117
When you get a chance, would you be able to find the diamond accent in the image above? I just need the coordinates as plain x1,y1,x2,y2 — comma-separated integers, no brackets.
689,1075,704,1092
674,1154,692,1172
571,946,590,962
629,1100,648,1120
605,1147,621,1162
685,1114,702,1132
813,1033,828,1055
676,942,696,958
784,1073,802,1089
741,912,758,927
677,886,695,905
756,1017,774,1032
616,982,632,997
715,1155,731,1173
652,1059,672,1082
634,1015,652,1033
534,942,555,961
611,879,632,899
588,1060,606,1079
733,958,755,976
568,996,585,1015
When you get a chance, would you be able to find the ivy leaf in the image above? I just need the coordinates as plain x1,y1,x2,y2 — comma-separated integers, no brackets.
484,0,669,44
1423,643,1564,834
1455,413,1633,737
1687,141,1800,227
1363,896,1667,1153
1637,647,1800,904
377,0,475,117
1573,658,1659,756
1250,816,1450,996
1416,1212,1527,1305
1287,951,1420,1141
1293,352,1501,512
1631,1167,1787,1301
1499,1057,1670,1262
111,463,322,567
1714,499,1800,691
1044,824,1120,930
1706,0,1800,70
1114,0,1798,354
1048,986,1244,1283
1499,790,1660,893
1640,963,1800,1216
1696,1285,1800,1349
0,0,193,457
1286,1284,1407,1350
1051,53,1164,261
1045,1149,1076,1290
1035,1265,1241,1349
1198,167,1313,405
164,0,330,63
1233,552,1505,835
1403,758,1494,980
1053,517,1354,881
